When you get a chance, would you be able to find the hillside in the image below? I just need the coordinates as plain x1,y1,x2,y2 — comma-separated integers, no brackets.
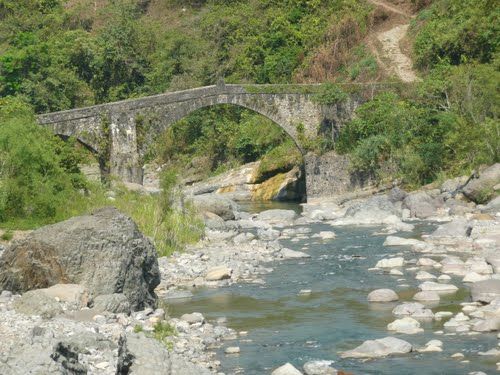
0,0,498,226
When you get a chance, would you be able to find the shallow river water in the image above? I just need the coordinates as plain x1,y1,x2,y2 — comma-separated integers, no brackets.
170,203,497,374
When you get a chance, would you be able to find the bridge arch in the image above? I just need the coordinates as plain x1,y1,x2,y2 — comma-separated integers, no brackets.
37,84,365,194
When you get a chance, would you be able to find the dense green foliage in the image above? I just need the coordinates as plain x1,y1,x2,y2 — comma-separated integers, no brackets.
0,97,86,223
155,105,301,180
0,0,498,233
412,0,499,71
337,0,499,186
0,97,202,254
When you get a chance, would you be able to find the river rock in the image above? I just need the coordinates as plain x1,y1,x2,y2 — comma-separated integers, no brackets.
429,219,471,238
441,176,468,194
417,339,443,353
272,362,303,375
191,194,238,220
224,346,240,354
14,289,63,318
367,289,399,302
389,187,407,203
472,318,500,332
463,272,490,283
233,232,256,244
258,209,297,225
463,164,500,203
415,271,436,280
0,207,160,311
419,281,458,293
483,195,500,213
180,312,205,325
383,236,424,247
486,253,500,273
417,258,439,267
387,317,423,334
440,256,467,275
403,192,442,219
317,231,336,239
93,293,131,314
205,266,232,281
413,291,440,302
202,212,226,230
341,196,400,224
125,332,211,375
280,248,311,259
471,280,500,303
257,228,280,241
341,337,412,358
393,302,434,319
376,257,404,268
303,360,337,375
42,284,90,310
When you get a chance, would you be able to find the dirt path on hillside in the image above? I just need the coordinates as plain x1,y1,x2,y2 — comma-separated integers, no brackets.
366,0,420,82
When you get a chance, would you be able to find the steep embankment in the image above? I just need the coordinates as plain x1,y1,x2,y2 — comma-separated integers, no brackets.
366,0,420,82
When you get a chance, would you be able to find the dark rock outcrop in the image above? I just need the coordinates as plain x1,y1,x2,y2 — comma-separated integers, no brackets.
0,207,160,311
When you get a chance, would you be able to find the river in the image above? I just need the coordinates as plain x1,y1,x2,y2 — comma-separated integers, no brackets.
169,202,497,374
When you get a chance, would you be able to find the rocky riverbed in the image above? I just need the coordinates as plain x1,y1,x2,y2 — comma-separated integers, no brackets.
0,163,498,374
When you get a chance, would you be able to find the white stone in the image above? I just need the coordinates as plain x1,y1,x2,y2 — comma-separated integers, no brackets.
224,346,240,354
367,289,399,302
376,257,404,268
383,236,423,247
463,272,490,283
413,291,440,302
437,274,451,282
180,312,205,324
318,231,336,239
435,311,453,319
272,363,303,375
419,281,458,293
205,266,232,281
390,269,404,276
303,360,336,375
417,258,438,267
393,302,434,319
387,317,423,334
281,248,311,259
415,271,436,280
341,337,412,358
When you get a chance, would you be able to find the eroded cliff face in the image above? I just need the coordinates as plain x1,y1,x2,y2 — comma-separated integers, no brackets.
183,161,305,202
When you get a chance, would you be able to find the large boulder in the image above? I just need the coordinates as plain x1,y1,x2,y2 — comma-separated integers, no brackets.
191,194,238,220
463,164,500,203
403,192,443,219
429,218,471,238
0,207,160,311
343,195,400,224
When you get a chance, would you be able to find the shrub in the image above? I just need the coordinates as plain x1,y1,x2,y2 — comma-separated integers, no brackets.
255,140,303,182
0,97,86,225
312,83,348,105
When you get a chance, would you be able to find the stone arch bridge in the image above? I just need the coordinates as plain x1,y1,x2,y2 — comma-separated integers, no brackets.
37,83,390,197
